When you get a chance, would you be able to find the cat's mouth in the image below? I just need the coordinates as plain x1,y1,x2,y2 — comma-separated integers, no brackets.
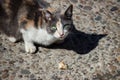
59,36,65,40
56,33,68,40
54,34,65,40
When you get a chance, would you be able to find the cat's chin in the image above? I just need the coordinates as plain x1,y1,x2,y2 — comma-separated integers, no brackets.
54,34,68,40
54,36,66,40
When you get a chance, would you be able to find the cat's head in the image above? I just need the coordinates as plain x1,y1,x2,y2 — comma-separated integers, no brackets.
43,5,73,40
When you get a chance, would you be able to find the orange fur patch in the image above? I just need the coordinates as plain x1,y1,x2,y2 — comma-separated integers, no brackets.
25,20,34,29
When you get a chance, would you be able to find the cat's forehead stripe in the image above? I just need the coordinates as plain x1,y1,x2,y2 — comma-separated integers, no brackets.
57,19,61,26
56,18,63,35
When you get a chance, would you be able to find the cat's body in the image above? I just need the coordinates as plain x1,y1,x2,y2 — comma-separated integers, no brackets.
0,0,73,53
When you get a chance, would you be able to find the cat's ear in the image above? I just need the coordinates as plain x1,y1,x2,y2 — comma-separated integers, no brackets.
64,4,73,19
44,10,52,21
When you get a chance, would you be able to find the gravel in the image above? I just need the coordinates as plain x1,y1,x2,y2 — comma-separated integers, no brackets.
0,0,120,80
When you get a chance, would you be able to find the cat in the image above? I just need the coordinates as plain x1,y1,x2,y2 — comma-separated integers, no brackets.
0,0,73,53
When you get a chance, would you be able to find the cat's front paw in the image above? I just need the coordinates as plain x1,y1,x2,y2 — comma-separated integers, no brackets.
25,43,36,53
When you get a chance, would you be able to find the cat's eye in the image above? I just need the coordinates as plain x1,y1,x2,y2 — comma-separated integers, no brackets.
64,24,71,30
51,26,57,31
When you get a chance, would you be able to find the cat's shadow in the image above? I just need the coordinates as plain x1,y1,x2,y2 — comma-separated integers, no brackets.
37,26,107,55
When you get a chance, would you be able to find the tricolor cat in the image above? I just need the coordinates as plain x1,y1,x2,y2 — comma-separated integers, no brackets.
0,0,73,53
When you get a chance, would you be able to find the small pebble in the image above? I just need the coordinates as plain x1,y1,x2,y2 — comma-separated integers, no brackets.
30,74,35,79
110,6,118,11
83,6,92,10
95,16,102,21
116,56,120,62
45,0,53,3
21,69,31,74
109,65,117,73
18,75,23,78
75,15,80,20
78,4,83,8
69,0,78,3
117,0,120,2
2,69,9,79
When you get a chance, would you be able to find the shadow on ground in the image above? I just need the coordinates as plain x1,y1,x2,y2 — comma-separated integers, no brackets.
42,26,107,54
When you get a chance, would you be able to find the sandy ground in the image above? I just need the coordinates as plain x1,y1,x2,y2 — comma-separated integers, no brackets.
0,0,120,80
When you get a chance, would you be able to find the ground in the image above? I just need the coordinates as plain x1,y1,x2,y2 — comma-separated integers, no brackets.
0,0,120,80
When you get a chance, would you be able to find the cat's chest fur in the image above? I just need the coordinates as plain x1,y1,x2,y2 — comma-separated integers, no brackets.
21,28,57,46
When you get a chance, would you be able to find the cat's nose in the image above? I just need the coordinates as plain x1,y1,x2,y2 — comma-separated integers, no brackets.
60,34,64,37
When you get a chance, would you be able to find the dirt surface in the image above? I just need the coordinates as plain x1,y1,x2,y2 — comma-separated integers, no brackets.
0,0,120,80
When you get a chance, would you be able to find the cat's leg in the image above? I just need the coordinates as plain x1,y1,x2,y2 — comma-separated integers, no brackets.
22,34,36,53
20,28,36,53
24,41,36,53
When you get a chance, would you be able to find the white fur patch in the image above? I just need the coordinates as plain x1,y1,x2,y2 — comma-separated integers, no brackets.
56,19,63,35
21,27,57,46
24,41,36,53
